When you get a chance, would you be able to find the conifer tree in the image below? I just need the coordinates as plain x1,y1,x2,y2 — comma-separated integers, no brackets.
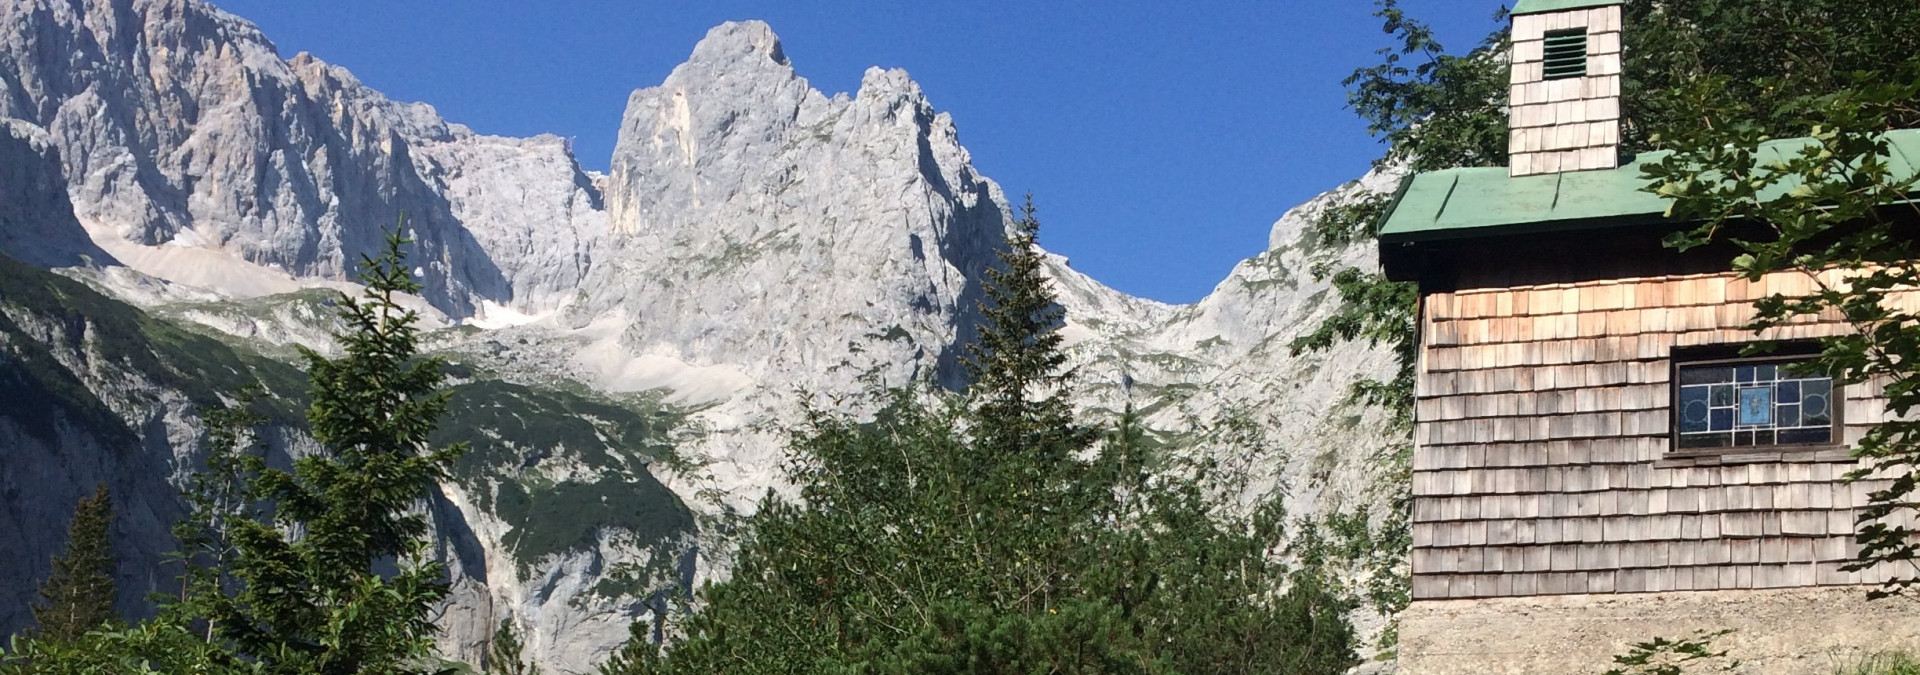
957,197,1107,617
181,224,467,674
31,484,117,642
965,195,1088,459
3,224,463,673
485,619,538,675
615,198,1357,674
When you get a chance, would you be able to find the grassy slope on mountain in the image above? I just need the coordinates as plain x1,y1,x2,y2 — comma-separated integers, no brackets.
0,254,308,446
433,379,694,569
0,253,696,576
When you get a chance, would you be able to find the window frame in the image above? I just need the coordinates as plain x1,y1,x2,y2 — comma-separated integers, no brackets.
1666,346,1845,458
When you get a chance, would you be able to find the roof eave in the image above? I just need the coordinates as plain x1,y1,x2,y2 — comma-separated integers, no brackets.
1509,0,1625,17
1379,211,1675,246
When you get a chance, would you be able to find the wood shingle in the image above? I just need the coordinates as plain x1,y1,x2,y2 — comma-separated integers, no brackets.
1410,269,1897,599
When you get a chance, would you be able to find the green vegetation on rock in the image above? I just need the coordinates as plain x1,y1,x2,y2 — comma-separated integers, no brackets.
484,619,539,675
606,200,1359,674
433,379,693,568
1839,653,1920,675
437,380,681,488
493,476,691,571
3,228,466,674
0,256,307,449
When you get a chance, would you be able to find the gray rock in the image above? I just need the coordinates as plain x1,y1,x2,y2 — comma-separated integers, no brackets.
0,4,1406,669
584,21,1004,395
0,0,599,316
0,118,113,267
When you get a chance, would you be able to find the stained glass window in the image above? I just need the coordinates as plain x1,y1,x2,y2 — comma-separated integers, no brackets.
1675,359,1836,450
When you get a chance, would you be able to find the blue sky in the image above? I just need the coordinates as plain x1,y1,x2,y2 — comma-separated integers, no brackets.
212,1,1508,304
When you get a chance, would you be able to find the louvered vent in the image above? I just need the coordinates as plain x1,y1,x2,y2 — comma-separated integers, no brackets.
1543,29,1589,79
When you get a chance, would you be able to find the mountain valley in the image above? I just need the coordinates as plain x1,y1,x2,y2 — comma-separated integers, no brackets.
0,0,1398,668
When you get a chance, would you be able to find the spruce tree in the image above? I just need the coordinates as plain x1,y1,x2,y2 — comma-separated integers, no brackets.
31,483,117,642
485,619,538,675
184,225,468,674
965,195,1090,460
3,225,463,673
617,198,1357,674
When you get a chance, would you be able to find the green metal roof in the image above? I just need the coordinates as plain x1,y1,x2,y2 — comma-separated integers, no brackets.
1510,0,1623,16
1376,129,1920,244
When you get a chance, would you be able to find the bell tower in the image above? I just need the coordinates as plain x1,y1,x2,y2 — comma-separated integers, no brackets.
1507,0,1623,177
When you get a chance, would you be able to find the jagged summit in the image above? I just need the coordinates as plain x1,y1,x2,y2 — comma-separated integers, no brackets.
688,20,791,68
0,0,601,317
857,65,932,103
0,2,1399,670
592,11,1014,402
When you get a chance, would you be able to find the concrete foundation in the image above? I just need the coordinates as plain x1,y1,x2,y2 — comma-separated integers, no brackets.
1398,586,1920,674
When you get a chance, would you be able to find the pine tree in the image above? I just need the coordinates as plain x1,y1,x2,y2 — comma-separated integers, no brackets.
31,483,117,642
2,224,463,673
618,197,1357,674
964,195,1090,460
184,224,468,674
485,618,539,675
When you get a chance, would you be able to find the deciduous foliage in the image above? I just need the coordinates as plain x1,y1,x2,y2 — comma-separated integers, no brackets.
1619,0,1920,152
1299,0,1920,620
2,619,242,675
611,204,1357,674
1643,58,1920,596
1342,0,1510,175
1297,0,1511,429
31,485,117,643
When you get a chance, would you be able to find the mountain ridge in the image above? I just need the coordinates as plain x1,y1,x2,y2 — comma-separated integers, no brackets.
0,2,1401,669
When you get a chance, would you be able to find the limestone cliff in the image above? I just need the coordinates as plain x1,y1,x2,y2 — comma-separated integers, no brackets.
0,0,599,315
0,2,1401,670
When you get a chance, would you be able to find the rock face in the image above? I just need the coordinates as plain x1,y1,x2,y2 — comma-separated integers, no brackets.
0,2,1401,671
1064,170,1403,512
0,255,699,671
557,22,1018,519
0,118,113,267
591,22,1002,393
0,253,290,634
0,0,600,315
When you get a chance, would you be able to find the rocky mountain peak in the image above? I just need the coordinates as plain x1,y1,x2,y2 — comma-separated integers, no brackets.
858,66,922,99
586,16,1014,400
0,0,604,319
687,20,790,69
0,3,1402,668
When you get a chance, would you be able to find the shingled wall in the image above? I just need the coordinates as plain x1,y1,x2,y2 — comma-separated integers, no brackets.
1508,4,1623,177
1409,268,1913,600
